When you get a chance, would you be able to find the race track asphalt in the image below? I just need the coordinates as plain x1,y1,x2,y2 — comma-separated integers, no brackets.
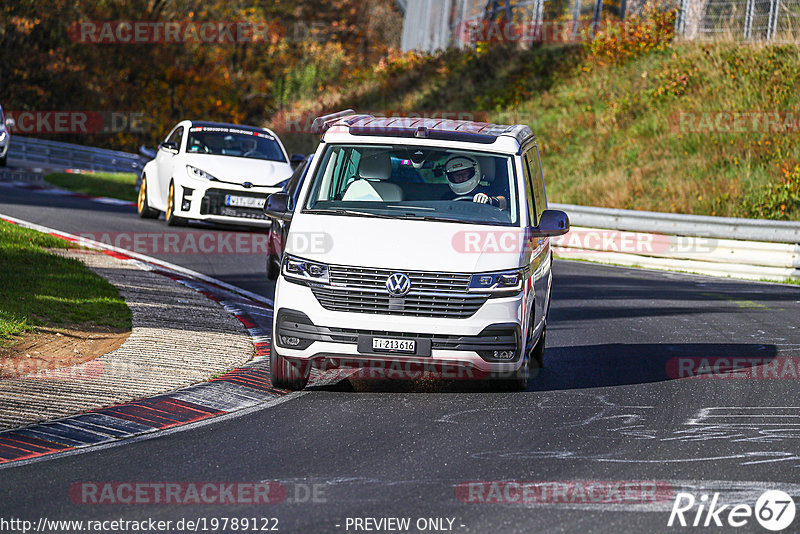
2,183,800,533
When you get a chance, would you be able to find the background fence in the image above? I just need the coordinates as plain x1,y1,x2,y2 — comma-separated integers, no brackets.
400,0,800,52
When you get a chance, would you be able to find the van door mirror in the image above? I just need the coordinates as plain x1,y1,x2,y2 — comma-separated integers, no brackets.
531,209,569,237
264,192,293,222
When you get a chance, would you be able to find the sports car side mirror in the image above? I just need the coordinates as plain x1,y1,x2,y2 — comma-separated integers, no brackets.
159,141,178,153
290,154,305,168
4,118,14,129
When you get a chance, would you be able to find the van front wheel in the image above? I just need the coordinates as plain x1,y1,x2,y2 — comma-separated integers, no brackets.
491,329,543,391
269,342,310,391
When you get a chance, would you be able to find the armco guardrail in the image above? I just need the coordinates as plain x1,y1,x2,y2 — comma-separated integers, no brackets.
8,136,147,174
551,203,800,281
551,203,800,244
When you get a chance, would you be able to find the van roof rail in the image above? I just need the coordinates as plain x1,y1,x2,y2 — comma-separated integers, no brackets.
311,110,374,134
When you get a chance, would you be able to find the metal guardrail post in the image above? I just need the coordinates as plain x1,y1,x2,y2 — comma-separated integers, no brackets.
592,0,604,36
744,0,755,39
571,0,582,40
767,0,780,40
675,0,687,36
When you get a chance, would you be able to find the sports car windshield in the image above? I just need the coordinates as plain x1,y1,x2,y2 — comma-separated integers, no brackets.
187,126,287,162
304,144,519,226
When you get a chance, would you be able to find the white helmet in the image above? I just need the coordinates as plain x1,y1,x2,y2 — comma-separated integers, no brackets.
445,156,481,195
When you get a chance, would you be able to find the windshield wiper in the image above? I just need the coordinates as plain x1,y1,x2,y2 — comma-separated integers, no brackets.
394,215,472,224
305,209,395,219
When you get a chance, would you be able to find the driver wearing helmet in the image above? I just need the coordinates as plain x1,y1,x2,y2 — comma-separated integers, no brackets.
443,156,507,209
241,137,258,155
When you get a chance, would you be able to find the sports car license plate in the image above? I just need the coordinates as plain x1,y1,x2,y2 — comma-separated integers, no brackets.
372,338,416,353
225,195,265,208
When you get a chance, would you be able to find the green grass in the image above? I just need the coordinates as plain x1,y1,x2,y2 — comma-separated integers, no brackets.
0,221,132,342
44,172,139,202
277,28,800,221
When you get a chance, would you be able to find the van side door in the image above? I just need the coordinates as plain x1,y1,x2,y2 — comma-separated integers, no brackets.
528,144,551,325
522,146,549,338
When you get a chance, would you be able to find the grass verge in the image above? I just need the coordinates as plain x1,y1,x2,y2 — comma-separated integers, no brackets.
44,172,139,202
0,220,132,343
273,8,800,220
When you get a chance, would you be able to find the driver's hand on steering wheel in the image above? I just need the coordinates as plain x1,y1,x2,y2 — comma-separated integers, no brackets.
473,193,490,204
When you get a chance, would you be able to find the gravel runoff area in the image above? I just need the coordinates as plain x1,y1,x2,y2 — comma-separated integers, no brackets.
0,249,255,430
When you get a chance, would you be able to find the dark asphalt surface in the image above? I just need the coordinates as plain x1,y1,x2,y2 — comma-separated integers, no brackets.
2,183,800,533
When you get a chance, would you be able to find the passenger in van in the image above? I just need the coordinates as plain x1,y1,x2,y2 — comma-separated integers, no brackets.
443,156,507,209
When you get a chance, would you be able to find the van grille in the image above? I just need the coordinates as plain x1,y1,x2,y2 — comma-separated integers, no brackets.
329,266,470,293
312,266,485,318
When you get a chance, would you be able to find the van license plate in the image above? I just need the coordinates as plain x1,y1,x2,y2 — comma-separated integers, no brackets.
372,338,416,353
225,195,265,208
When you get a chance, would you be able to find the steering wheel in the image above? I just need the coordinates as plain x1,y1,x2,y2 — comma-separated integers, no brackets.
453,195,475,201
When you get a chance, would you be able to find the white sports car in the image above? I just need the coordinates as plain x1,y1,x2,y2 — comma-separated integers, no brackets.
138,120,294,226
0,105,13,167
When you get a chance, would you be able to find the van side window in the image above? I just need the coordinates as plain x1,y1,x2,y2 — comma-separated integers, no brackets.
526,146,545,224
522,152,537,226
534,145,547,209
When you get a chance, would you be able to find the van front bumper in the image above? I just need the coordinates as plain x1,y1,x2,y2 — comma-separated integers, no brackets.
272,279,525,374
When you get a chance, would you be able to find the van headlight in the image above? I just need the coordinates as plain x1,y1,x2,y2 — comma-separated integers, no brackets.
282,255,329,285
186,165,218,181
469,269,523,294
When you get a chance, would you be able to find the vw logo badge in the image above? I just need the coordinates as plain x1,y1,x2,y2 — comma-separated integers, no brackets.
242,181,254,189
386,273,411,297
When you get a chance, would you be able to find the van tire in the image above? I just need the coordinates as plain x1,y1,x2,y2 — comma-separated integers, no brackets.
269,341,310,391
491,328,543,391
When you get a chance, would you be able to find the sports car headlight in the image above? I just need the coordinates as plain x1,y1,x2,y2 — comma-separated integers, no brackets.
469,269,523,294
0,131,6,141
186,165,218,181
282,255,329,285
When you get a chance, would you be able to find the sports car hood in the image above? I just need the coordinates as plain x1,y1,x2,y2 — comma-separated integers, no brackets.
287,213,527,273
182,154,293,187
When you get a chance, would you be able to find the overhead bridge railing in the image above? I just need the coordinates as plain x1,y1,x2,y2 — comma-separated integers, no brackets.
551,203,800,282
8,136,147,174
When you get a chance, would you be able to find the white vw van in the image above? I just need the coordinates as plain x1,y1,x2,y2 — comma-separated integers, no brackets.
265,111,569,391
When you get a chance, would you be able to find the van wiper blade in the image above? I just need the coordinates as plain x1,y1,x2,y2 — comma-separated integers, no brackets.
395,215,471,224
306,209,394,219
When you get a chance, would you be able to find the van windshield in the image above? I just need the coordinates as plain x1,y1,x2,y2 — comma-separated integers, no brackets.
303,144,519,226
